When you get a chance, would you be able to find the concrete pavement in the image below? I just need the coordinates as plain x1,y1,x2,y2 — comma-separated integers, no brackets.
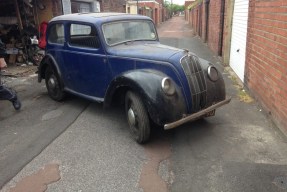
0,73,89,188
1,16,287,192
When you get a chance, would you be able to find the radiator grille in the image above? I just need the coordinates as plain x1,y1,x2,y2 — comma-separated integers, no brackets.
181,55,207,112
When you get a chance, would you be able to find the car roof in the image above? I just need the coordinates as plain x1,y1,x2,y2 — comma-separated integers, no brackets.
50,12,152,24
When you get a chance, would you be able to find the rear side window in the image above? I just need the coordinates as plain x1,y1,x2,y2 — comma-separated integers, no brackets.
69,24,100,48
47,24,65,44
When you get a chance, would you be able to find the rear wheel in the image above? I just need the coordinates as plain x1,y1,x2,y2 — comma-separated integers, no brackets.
125,91,150,144
45,66,65,101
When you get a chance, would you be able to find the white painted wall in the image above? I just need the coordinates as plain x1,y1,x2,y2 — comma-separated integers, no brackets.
126,2,138,14
62,0,100,14
62,0,72,14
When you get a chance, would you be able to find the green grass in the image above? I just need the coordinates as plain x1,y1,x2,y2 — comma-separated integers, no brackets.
238,89,254,103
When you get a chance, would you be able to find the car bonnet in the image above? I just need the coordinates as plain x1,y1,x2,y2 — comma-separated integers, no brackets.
107,42,183,62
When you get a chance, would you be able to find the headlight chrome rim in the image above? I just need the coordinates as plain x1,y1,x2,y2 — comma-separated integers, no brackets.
161,77,176,96
207,65,219,82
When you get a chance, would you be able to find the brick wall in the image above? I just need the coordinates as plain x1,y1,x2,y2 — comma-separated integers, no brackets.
130,1,161,25
245,0,287,132
207,0,222,54
52,0,63,17
190,0,221,54
201,2,207,42
101,0,126,12
188,0,231,59
185,1,194,21
189,4,200,36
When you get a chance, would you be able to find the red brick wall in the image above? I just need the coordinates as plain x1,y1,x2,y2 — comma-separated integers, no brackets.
188,0,230,57
190,8,195,29
190,9,194,27
245,0,287,131
101,0,125,12
201,3,207,42
156,0,163,23
139,2,160,25
190,5,200,35
207,0,222,54
185,1,193,21
52,0,63,16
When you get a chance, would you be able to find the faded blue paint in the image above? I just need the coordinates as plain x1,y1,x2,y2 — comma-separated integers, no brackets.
43,13,218,114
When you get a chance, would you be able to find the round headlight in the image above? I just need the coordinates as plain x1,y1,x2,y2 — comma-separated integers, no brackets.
207,65,219,82
161,77,175,95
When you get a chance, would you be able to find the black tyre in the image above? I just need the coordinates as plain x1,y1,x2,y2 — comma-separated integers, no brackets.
45,66,65,101
125,91,150,144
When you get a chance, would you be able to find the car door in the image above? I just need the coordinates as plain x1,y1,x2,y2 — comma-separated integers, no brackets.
63,23,109,100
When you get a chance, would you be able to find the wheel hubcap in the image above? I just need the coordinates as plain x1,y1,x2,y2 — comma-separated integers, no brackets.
48,77,56,89
128,108,136,126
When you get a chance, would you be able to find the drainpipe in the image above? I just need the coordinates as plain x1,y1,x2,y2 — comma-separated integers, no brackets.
218,0,225,56
204,0,209,43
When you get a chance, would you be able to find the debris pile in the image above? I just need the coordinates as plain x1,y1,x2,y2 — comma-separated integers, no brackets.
0,0,46,67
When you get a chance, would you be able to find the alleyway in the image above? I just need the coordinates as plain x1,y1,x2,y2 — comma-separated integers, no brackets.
1,16,287,192
159,16,287,192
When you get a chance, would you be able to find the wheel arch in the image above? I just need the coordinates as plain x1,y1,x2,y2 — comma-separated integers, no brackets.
103,75,149,109
104,70,187,125
38,54,62,83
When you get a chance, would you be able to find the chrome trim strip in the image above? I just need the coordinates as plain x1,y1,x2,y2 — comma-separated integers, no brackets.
164,97,232,130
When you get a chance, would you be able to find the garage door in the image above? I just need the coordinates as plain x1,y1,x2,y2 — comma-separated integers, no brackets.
229,0,249,82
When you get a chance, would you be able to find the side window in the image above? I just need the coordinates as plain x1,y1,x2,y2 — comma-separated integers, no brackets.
69,24,99,48
47,24,65,44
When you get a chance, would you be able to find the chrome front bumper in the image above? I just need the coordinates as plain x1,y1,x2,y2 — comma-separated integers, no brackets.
164,97,232,130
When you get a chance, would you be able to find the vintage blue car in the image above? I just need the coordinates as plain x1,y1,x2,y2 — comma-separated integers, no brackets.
38,13,231,143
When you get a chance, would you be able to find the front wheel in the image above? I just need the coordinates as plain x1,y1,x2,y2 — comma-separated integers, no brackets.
125,91,150,144
45,66,65,101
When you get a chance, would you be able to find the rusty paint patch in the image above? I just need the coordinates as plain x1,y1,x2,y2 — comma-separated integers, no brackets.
139,139,172,192
8,164,61,192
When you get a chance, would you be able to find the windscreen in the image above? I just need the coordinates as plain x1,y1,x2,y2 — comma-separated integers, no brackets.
102,20,157,46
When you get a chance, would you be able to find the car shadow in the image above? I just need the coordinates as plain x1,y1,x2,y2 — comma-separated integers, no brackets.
63,94,216,145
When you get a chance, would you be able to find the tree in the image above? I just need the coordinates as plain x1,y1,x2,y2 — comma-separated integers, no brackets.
164,1,184,15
